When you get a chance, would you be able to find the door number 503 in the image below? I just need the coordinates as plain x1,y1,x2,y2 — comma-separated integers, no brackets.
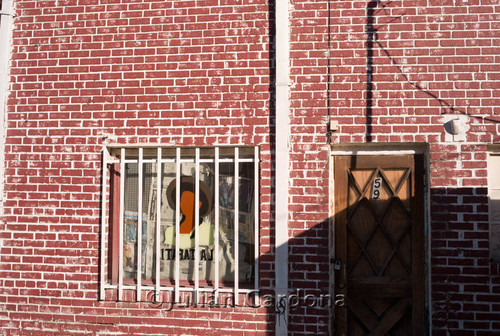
371,177,382,200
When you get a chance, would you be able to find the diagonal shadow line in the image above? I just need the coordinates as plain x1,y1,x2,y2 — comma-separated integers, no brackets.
374,39,455,113
373,27,500,124
374,13,405,30
367,0,500,124
374,0,393,17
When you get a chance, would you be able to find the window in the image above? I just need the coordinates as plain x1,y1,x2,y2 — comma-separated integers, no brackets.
100,147,259,304
488,152,500,262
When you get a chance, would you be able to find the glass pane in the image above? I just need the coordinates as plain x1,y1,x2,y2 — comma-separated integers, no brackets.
219,161,235,284
159,161,177,283
123,162,138,279
238,147,255,159
219,147,235,159
238,162,255,286
122,161,156,281
177,162,197,285
198,161,215,286
115,147,257,288
200,147,215,160
218,160,256,287
159,160,217,285
141,162,155,281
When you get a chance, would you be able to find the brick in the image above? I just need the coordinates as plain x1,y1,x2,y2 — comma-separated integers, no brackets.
1,0,499,335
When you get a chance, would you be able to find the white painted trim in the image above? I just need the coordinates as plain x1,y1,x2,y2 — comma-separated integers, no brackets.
234,147,239,305
155,148,162,301
122,158,254,164
118,148,125,301
106,144,256,149
331,150,422,156
100,148,110,300
174,148,181,302
103,284,256,293
214,147,220,303
487,152,500,189
0,0,15,218
330,142,429,156
254,147,259,292
103,146,260,302
275,0,290,333
137,148,143,299
194,148,200,303
487,152,500,263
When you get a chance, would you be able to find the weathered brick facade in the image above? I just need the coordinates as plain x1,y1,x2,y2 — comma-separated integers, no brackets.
0,0,499,335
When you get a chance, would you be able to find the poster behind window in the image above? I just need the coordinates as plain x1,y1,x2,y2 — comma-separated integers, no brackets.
123,212,155,280
121,159,255,286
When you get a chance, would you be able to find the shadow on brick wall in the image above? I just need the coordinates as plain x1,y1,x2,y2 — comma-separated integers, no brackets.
428,187,500,335
283,186,500,335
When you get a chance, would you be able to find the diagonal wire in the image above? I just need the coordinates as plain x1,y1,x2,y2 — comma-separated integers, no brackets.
374,13,406,30
372,23,500,124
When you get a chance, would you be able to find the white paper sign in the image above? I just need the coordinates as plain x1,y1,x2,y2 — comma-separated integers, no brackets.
371,177,382,200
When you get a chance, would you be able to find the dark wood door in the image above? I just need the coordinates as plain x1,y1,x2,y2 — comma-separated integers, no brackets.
333,155,425,336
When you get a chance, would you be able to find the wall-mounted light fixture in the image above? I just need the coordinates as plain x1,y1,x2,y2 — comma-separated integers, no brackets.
443,115,469,142
449,118,462,135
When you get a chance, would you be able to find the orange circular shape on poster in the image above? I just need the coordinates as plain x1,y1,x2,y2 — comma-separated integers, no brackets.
166,176,214,235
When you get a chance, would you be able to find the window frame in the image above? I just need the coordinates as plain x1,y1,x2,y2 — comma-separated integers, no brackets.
100,146,260,304
488,149,500,262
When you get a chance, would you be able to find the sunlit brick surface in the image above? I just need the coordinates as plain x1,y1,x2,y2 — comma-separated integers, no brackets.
1,0,499,335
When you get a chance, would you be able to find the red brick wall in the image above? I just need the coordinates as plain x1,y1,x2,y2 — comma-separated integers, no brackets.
1,0,500,335
288,0,331,334
288,0,500,334
1,0,274,335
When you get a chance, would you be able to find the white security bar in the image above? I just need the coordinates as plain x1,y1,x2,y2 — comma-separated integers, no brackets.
118,148,125,301
123,158,254,164
174,148,181,302
214,147,220,303
104,147,259,304
254,147,259,291
137,148,143,299
155,148,162,301
234,147,239,305
194,148,200,302
100,148,109,300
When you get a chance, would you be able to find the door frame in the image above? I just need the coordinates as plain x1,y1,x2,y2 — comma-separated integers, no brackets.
328,143,431,335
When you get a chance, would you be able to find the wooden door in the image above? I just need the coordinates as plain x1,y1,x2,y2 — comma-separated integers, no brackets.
333,155,425,336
